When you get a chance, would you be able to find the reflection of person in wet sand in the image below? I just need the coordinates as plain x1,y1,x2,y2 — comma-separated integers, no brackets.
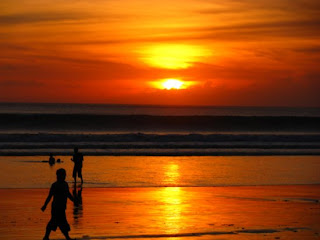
73,184,83,223
73,184,82,206
71,147,84,184
41,168,75,240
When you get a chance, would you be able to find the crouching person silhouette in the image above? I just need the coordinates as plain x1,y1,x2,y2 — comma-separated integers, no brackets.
41,168,76,240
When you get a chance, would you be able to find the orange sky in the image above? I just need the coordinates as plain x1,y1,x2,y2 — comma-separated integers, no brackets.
0,0,320,106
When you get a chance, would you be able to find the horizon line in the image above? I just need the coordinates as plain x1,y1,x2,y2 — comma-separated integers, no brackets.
0,101,319,109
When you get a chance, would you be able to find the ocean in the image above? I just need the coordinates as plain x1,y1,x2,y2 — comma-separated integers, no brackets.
0,103,319,156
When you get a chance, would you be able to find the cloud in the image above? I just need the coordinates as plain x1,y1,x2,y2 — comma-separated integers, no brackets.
294,46,320,53
0,79,44,87
0,12,91,25
0,8,142,26
0,53,178,84
2,0,320,46
37,17,320,46
198,0,320,14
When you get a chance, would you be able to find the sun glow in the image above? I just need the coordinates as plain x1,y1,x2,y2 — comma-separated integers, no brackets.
139,44,211,69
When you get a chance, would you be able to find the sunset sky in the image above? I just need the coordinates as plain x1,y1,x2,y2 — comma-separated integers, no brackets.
1,0,320,106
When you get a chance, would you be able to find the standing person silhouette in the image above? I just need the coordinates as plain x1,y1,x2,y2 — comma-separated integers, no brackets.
71,147,84,184
41,168,75,240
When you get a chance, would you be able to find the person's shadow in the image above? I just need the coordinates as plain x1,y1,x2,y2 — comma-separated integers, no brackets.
72,184,83,225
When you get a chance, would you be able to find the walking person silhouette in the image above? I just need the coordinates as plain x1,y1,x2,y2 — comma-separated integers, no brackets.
71,147,84,184
41,168,75,240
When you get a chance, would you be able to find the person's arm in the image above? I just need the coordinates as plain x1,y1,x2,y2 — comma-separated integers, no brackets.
41,186,53,211
66,184,75,203
68,190,75,203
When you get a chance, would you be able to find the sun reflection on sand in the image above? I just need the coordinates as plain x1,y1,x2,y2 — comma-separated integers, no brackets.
160,187,183,234
161,162,183,234
164,163,180,185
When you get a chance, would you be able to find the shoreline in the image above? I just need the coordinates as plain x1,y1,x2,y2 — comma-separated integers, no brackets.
1,132,319,156
1,152,320,156
1,183,320,189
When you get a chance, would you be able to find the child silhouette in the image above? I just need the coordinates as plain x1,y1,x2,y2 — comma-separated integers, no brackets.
41,168,76,240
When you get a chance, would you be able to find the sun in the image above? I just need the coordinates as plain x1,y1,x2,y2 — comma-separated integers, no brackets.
150,78,195,90
163,79,184,90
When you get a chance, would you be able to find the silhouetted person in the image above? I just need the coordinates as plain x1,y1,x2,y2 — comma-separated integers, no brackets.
71,147,84,184
49,153,55,165
41,168,75,240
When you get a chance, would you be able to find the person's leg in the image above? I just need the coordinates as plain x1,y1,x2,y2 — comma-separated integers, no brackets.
73,166,77,184
59,219,74,240
79,168,83,184
43,222,52,240
57,211,74,240
61,229,75,240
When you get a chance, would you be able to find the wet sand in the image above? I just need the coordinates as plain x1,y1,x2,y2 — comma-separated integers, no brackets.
0,185,319,240
1,156,320,189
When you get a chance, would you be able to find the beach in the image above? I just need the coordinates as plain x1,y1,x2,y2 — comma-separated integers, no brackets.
0,155,320,239
0,104,319,239
1,156,320,188
1,185,319,240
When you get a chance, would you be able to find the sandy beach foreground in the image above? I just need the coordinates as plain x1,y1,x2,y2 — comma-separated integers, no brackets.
0,185,319,240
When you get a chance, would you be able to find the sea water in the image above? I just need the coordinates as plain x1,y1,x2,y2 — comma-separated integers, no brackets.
0,103,319,188
0,103,319,156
